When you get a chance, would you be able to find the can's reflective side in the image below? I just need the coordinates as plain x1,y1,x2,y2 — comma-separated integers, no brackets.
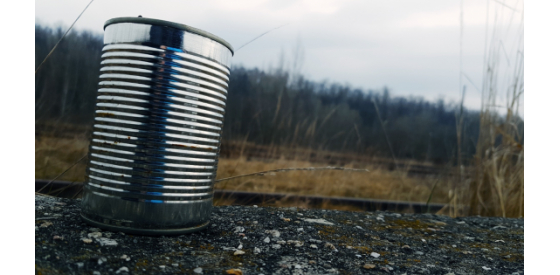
81,18,234,235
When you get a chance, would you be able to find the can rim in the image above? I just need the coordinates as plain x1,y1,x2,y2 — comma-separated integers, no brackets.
104,17,234,55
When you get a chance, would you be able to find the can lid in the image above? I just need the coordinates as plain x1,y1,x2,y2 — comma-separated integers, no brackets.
104,17,234,55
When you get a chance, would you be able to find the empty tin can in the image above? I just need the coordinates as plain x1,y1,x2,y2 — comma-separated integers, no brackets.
81,17,234,235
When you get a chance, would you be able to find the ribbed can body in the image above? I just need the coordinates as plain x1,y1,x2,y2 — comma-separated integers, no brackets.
81,18,234,235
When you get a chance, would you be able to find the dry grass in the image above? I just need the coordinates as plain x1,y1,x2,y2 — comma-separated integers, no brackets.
35,136,448,205
215,157,446,203
35,135,89,182
465,109,524,218
459,3,524,218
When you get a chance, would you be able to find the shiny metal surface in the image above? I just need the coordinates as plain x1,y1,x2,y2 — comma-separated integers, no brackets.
81,17,233,234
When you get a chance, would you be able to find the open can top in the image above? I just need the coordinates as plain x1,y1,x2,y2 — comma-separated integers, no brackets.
104,16,234,56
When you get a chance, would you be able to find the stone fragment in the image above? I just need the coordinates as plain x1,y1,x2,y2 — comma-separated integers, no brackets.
264,237,270,243
97,237,118,247
363,264,376,269
288,240,304,247
88,232,102,239
302,218,334,225
234,250,245,255
226,269,243,275
82,238,92,244
115,267,129,274
370,252,380,258
482,266,492,271
429,220,447,226
234,227,245,233
310,244,318,249
265,230,280,237
254,247,261,254
492,225,507,229
40,222,53,228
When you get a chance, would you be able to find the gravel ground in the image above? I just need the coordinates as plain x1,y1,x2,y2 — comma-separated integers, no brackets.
35,194,523,275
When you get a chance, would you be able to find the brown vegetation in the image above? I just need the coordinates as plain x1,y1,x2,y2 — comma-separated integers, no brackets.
35,135,449,205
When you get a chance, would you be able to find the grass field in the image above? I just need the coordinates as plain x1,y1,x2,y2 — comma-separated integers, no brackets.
35,135,452,209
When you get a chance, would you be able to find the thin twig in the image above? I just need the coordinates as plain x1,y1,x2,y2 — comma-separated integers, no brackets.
215,167,369,183
37,154,88,194
35,0,95,74
461,72,481,93
493,0,521,12
371,98,399,168
425,179,439,213
236,23,290,52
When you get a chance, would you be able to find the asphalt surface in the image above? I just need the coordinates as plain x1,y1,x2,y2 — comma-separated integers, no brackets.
35,194,524,275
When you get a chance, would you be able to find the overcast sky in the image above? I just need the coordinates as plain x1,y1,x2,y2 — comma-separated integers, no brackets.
35,0,524,115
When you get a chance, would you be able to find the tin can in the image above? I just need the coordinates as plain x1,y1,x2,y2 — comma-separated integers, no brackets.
81,17,234,235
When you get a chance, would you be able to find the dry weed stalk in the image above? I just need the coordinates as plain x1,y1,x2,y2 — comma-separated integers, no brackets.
215,166,369,183
35,0,95,74
469,110,523,217
466,2,524,218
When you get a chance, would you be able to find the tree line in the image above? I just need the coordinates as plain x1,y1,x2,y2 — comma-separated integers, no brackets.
36,24,515,165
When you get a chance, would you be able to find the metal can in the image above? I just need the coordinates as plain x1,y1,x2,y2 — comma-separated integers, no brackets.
81,17,234,235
